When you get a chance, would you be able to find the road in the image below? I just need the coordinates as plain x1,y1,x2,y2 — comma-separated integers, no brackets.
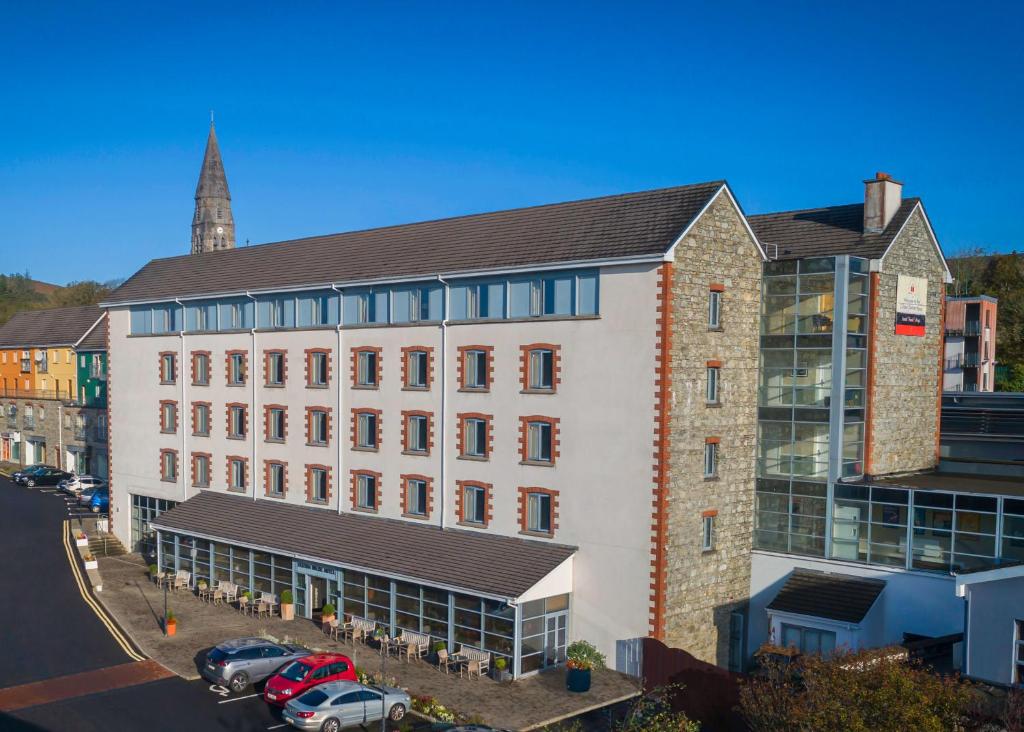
0,477,428,732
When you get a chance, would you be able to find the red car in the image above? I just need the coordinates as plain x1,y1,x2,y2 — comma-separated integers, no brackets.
262,653,357,706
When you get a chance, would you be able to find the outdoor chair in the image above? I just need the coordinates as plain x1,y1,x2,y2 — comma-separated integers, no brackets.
324,618,339,641
437,648,461,675
466,650,491,678
237,595,249,614
173,571,191,591
254,601,270,619
402,633,430,662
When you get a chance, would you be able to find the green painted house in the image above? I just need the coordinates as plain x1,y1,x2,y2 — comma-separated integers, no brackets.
76,350,107,407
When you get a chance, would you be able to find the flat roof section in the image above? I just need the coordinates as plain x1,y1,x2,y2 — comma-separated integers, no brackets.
149,490,577,600
870,471,1024,498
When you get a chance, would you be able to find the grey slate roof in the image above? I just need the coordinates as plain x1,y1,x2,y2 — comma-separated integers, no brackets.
149,490,576,599
104,181,727,304
748,198,920,260
767,568,885,624
76,313,108,351
0,305,104,348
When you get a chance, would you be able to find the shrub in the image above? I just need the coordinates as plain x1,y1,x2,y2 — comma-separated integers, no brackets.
165,610,176,623
149,563,158,575
411,695,458,723
83,553,95,562
280,590,293,604
495,657,507,671
433,641,446,653
566,640,606,671
198,579,207,590
321,602,336,616
243,590,253,601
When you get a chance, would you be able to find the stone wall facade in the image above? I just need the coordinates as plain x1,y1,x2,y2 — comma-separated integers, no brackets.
659,192,763,666
0,396,106,475
868,209,947,476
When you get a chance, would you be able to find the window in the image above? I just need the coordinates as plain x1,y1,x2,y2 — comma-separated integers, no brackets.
354,472,379,511
706,365,720,403
357,292,372,323
192,352,210,385
308,466,329,503
523,346,558,392
404,413,429,454
510,274,574,317
160,450,177,482
781,624,836,656
524,490,554,535
160,401,177,433
460,347,491,390
704,439,719,478
461,415,489,459
228,458,247,491
354,348,380,388
192,453,210,487
266,406,286,442
193,402,211,436
228,404,248,439
522,417,558,465
307,350,329,387
409,287,430,322
266,462,286,497
702,514,716,552
460,482,488,525
227,352,247,385
404,348,430,389
265,351,286,386
308,409,330,446
403,476,429,518
354,410,380,450
160,353,176,384
709,287,723,329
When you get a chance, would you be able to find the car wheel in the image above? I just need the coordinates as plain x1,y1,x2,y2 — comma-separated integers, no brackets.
320,718,341,732
91,505,100,513
26,480,34,487
389,703,406,721
228,672,249,693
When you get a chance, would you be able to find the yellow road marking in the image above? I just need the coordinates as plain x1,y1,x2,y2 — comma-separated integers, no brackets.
61,520,146,662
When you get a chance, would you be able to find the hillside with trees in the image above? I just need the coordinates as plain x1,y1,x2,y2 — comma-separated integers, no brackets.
0,272,120,326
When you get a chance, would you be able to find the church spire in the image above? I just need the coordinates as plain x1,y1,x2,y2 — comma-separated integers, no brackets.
191,120,235,254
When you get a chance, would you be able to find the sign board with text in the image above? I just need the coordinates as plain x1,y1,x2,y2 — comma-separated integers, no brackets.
895,275,927,336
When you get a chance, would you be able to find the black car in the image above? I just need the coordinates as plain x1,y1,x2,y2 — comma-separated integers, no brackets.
11,464,55,483
20,467,72,487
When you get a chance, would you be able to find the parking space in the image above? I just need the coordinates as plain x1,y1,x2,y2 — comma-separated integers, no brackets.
32,484,107,519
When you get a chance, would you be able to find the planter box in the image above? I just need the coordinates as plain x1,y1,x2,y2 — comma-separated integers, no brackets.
84,560,98,571
566,667,591,693
76,537,88,547
281,604,295,621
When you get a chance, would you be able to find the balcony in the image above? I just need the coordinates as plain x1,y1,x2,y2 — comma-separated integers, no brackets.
947,321,982,337
963,352,981,367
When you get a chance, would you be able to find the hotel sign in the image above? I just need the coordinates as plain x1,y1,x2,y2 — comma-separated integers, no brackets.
895,275,927,336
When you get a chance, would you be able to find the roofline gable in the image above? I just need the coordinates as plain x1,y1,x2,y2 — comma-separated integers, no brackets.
74,312,108,349
879,201,953,283
664,183,768,262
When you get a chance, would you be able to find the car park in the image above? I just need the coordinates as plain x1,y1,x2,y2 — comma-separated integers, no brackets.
201,637,312,692
264,653,357,706
89,489,109,513
20,467,72,487
59,475,106,495
282,681,409,731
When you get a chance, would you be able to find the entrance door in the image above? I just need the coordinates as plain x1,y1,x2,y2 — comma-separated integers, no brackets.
307,576,328,620
543,612,568,668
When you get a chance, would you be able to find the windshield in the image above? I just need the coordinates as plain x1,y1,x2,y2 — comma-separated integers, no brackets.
277,661,311,682
208,648,227,663
297,689,328,707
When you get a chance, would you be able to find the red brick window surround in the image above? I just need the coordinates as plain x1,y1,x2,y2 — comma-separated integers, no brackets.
401,346,434,390
159,399,178,434
305,464,333,505
159,352,177,384
351,346,382,389
305,348,332,388
400,473,433,519
519,415,560,466
226,402,249,440
520,344,561,393
192,401,212,436
264,404,288,443
401,410,434,456
191,350,211,386
457,345,494,391
159,448,178,482
226,350,248,386
709,284,725,330
306,407,332,447
704,436,720,478
351,408,382,451
706,360,722,405
456,480,492,528
350,469,382,513
264,460,288,498
264,349,288,387
457,412,493,460
190,451,212,488
226,455,249,492
518,486,559,538
702,509,718,552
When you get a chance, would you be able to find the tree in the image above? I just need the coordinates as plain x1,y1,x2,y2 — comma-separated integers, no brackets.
739,647,974,732
48,280,111,308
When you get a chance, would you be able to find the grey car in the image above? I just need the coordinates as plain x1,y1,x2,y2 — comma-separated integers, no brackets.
282,680,410,731
201,637,312,692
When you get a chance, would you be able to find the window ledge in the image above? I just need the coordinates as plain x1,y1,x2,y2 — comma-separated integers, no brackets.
402,512,429,521
520,459,555,468
192,483,209,490
402,386,430,392
265,493,286,500
193,432,210,438
704,475,720,482
160,429,176,435
519,529,554,540
160,477,177,483
192,382,210,388
521,388,556,395
351,384,379,391
308,499,330,506
352,446,379,453
159,381,176,386
226,383,246,388
402,450,429,457
264,383,286,389
227,435,246,441
708,326,724,333
265,438,286,444
457,520,487,529
457,454,488,462
306,442,330,448
227,486,247,494
706,401,722,408
352,506,378,514
306,384,329,390
458,387,490,394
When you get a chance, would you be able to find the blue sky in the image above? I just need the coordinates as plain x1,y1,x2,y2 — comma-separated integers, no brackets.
1,1,1021,285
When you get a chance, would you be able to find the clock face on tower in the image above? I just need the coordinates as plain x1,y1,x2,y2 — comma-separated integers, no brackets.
216,226,224,234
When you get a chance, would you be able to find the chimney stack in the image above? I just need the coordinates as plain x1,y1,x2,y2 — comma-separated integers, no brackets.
863,172,903,233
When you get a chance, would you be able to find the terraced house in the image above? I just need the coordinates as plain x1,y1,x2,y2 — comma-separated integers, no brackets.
102,180,766,678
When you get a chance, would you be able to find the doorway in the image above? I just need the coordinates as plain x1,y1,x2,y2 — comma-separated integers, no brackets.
543,611,568,668
307,575,328,620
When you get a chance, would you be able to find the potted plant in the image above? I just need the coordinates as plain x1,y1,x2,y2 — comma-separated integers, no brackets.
321,602,336,624
165,610,177,637
149,563,159,582
565,640,605,693
76,531,88,547
197,579,208,591
431,641,446,663
493,657,511,682
280,590,295,621
83,553,98,571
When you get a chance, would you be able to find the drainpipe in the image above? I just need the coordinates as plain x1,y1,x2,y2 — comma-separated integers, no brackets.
332,285,344,515
176,299,187,503
57,402,64,471
246,292,258,502
437,276,450,530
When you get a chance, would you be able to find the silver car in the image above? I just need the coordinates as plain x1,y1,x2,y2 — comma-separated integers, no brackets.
282,680,410,731
201,637,312,692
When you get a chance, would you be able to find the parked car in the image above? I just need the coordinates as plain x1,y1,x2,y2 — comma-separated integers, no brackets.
11,464,55,483
20,467,72,487
263,653,357,706
89,489,109,513
282,681,409,731
59,475,106,495
201,637,312,693
78,486,100,505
